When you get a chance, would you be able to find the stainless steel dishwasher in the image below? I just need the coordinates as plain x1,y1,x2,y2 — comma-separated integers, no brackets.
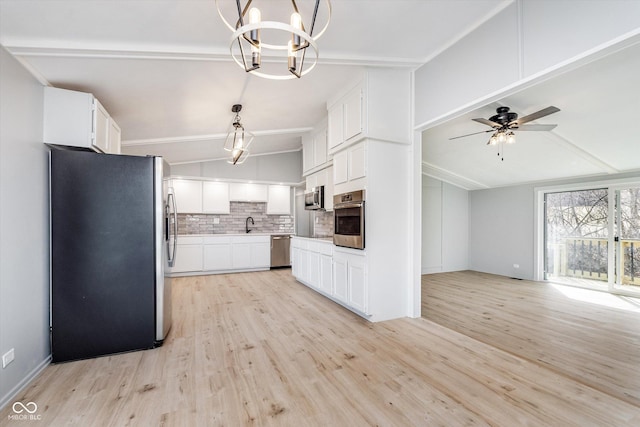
270,234,291,268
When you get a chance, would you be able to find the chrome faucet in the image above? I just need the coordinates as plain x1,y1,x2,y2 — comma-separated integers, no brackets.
245,216,254,233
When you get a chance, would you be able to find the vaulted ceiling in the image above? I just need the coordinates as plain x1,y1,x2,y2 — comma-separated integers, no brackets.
0,0,509,164
422,41,640,189
2,1,638,189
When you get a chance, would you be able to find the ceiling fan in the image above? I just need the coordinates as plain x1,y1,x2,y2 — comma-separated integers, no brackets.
450,105,561,145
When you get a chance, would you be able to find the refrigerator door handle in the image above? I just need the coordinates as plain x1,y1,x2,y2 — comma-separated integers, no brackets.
168,190,178,267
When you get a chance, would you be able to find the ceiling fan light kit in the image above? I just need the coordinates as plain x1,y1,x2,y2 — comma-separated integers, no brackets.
216,0,331,80
224,104,254,165
450,105,560,161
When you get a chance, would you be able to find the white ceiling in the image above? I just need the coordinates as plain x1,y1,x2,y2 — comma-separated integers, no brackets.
0,0,509,164
422,41,640,189
2,0,637,189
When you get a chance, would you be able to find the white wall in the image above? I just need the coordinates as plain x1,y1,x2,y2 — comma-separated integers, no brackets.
422,176,442,273
468,171,640,281
521,0,640,76
0,46,50,409
422,175,469,274
468,184,535,279
414,0,640,127
442,182,469,272
170,151,303,184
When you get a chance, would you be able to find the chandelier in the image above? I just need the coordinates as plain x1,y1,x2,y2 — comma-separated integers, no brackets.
215,0,332,80
224,104,254,165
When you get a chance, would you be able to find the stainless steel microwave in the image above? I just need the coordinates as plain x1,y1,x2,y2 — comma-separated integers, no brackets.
304,186,324,210
333,190,365,250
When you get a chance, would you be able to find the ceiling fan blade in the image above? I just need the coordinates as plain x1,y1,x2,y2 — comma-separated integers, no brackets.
513,106,560,125
516,124,557,131
472,117,501,128
449,129,494,140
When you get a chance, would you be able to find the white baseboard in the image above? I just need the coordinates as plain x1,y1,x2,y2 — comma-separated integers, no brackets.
422,266,442,275
0,356,51,411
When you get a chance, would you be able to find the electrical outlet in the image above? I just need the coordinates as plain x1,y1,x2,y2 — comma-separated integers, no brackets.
213,217,220,224
513,264,520,269
2,348,14,368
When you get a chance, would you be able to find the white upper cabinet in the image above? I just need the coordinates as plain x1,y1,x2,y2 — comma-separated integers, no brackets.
327,101,345,151
202,181,230,214
302,121,329,175
172,179,203,213
333,141,366,192
229,183,268,202
108,119,121,154
266,185,291,215
333,150,348,185
313,127,328,167
302,134,314,173
169,180,286,214
44,87,121,154
93,100,109,153
349,143,366,180
343,84,364,142
326,69,411,152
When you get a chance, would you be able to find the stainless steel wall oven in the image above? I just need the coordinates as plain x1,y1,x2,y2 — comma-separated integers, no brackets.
333,190,365,249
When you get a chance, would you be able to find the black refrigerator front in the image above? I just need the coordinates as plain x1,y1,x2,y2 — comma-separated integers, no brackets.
50,148,176,363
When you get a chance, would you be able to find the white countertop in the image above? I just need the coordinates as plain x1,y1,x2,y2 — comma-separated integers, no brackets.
178,233,291,237
292,235,334,242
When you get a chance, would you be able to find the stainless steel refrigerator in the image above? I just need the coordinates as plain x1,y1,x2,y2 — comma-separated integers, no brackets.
49,146,177,363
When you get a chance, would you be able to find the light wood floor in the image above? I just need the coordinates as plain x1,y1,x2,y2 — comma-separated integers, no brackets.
2,270,640,426
422,271,640,409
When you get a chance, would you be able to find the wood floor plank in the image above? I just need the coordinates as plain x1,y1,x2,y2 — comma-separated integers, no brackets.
2,269,639,425
422,270,640,409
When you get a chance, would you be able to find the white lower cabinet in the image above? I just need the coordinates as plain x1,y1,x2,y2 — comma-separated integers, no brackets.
291,237,368,316
250,241,270,268
319,254,333,294
169,235,270,275
332,256,348,304
333,249,368,314
308,250,321,289
171,236,205,273
203,237,232,270
232,243,252,269
346,255,367,313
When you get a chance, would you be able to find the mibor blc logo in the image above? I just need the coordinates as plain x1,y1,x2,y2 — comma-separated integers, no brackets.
9,401,42,421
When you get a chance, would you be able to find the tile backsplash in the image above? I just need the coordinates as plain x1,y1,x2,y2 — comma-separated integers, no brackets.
178,202,294,235
313,210,334,237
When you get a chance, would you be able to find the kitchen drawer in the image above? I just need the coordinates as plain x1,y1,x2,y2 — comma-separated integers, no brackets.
318,241,334,256
231,235,270,244
203,235,233,244
178,236,203,245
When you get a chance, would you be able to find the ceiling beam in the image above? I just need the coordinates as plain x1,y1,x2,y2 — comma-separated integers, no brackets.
5,45,423,68
122,127,314,147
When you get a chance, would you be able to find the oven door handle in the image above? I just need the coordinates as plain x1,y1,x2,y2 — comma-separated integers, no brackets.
335,202,364,209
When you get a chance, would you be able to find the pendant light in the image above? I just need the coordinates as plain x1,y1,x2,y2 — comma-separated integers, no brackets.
224,104,254,165
216,0,332,80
